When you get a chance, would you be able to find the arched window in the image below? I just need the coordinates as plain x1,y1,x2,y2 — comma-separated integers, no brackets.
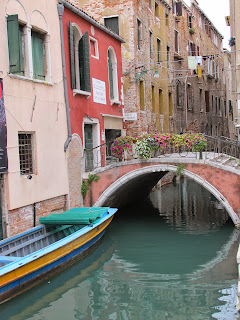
69,21,91,93
107,47,119,103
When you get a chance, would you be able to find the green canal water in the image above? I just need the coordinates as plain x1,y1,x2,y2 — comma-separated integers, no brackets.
0,177,240,320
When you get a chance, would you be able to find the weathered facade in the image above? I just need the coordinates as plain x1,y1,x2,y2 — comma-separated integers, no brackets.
77,0,173,136
229,0,240,140
0,0,69,237
170,0,229,136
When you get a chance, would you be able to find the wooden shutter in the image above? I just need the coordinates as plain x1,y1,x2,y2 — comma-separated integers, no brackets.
108,51,114,99
32,32,45,80
7,15,22,74
79,31,91,92
176,2,182,16
69,21,75,89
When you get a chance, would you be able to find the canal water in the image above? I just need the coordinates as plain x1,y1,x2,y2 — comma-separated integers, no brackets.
0,177,240,320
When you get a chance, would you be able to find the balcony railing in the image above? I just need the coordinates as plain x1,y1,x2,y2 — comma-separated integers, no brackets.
83,135,240,172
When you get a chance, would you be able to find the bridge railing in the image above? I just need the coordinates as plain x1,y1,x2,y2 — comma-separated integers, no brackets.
83,136,240,172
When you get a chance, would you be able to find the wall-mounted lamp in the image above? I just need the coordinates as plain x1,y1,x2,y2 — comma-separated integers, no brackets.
135,67,159,81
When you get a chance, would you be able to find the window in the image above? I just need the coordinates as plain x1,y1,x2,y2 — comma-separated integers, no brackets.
69,21,91,93
169,92,173,116
137,19,142,50
104,17,119,35
167,46,170,68
108,48,119,102
173,0,182,16
157,38,161,63
188,14,192,29
90,37,99,59
197,46,200,56
199,14,202,29
7,15,24,75
200,89,203,111
140,81,144,111
32,31,45,80
205,91,209,112
7,14,50,82
152,86,155,112
166,13,169,27
155,2,160,19
188,41,196,56
174,30,179,53
187,84,193,111
159,89,163,114
18,133,35,175
150,31,153,58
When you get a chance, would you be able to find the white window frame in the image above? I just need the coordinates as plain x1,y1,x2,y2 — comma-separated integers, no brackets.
107,47,120,104
89,36,99,59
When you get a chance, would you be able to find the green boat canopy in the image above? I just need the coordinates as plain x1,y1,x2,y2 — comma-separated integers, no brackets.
39,207,109,225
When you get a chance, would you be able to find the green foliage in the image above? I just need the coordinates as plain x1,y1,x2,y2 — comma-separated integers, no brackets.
81,181,89,200
88,174,100,185
176,164,187,176
81,174,100,199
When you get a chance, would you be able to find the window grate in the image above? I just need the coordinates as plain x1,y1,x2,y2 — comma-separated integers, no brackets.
18,133,33,175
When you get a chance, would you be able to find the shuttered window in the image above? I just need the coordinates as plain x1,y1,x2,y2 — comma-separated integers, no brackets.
7,15,24,75
69,21,76,89
69,21,91,93
32,31,45,80
104,17,119,35
79,32,91,92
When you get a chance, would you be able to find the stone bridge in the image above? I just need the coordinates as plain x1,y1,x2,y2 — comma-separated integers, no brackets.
83,152,240,227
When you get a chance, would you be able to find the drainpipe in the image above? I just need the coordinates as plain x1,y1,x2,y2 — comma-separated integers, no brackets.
57,3,72,151
33,202,36,227
185,74,188,131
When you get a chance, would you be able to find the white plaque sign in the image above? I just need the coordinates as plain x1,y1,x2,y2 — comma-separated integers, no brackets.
92,78,106,105
124,112,138,121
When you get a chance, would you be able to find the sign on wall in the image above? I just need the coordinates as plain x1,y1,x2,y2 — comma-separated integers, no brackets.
0,79,8,173
124,112,138,121
92,78,106,105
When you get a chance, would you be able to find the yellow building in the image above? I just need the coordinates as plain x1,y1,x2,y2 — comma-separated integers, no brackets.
77,0,173,136
229,0,240,140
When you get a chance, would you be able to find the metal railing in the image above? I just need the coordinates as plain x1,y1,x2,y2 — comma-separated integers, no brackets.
83,136,240,172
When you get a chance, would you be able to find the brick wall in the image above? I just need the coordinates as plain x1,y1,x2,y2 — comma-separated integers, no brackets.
8,195,67,237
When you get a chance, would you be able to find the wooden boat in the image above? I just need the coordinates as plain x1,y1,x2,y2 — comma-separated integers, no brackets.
0,207,117,304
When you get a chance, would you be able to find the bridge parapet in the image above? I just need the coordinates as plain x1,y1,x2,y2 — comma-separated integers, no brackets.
83,135,240,173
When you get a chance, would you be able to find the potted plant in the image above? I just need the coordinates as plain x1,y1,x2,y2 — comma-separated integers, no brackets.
189,27,195,34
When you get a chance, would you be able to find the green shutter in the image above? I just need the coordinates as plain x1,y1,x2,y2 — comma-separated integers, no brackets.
69,21,75,89
7,15,22,74
108,51,114,99
79,32,91,92
32,32,45,80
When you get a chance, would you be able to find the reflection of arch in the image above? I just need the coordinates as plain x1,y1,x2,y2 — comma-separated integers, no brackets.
5,0,28,23
107,46,119,102
30,10,48,33
94,164,240,226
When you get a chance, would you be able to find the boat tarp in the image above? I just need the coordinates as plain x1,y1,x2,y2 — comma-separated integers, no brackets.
39,207,109,225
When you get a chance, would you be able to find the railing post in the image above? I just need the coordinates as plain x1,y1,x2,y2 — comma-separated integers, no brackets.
217,136,221,154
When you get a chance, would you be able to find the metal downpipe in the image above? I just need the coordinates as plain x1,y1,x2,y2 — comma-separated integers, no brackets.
57,3,72,151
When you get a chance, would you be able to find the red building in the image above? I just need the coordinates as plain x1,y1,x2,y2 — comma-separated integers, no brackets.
59,1,125,171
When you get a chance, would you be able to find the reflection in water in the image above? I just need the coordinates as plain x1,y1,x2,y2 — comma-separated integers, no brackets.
0,177,239,320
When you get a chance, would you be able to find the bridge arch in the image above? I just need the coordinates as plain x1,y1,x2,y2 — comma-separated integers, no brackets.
93,163,240,227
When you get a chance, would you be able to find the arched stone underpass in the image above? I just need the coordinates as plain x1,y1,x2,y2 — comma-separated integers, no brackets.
84,159,240,227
